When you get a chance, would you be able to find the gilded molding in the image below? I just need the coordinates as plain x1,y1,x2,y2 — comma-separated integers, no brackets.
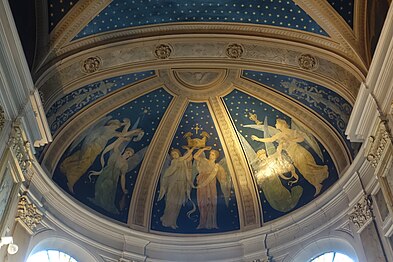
366,121,390,168
81,56,102,74
209,97,259,228
8,124,33,176
49,0,110,53
15,194,43,234
38,39,360,112
348,195,373,233
0,104,5,132
293,0,366,73
52,23,347,59
130,96,188,229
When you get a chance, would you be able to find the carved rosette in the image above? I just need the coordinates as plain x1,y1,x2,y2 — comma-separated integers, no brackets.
0,104,5,132
226,43,244,59
154,44,172,59
15,195,42,234
348,195,373,233
367,121,390,168
8,125,33,176
81,56,102,73
297,54,319,71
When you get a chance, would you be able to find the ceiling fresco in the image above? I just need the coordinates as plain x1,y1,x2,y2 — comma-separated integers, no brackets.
242,70,359,158
35,0,374,236
151,102,240,234
74,0,328,40
223,89,338,222
327,0,354,27
46,70,155,134
52,88,173,222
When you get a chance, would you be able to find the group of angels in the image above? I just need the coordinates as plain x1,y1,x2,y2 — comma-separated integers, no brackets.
158,145,231,230
240,115,329,213
60,116,146,214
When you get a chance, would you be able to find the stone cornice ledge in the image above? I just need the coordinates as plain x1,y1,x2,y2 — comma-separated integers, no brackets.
29,142,371,260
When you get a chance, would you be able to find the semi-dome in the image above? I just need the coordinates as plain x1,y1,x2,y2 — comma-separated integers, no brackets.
35,0,366,236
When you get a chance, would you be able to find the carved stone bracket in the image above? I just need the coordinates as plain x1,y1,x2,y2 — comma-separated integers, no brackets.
15,194,43,235
348,195,373,233
366,121,390,168
0,104,5,132
8,124,34,177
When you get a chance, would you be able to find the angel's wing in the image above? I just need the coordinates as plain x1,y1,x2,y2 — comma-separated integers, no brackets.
238,132,258,170
68,115,113,153
217,157,232,207
291,119,324,161
243,124,280,136
126,146,148,173
158,153,172,201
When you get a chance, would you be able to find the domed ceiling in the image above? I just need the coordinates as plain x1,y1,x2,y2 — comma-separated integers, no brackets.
36,0,371,235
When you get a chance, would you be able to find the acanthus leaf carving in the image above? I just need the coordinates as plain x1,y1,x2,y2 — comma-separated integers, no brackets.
15,194,43,234
366,121,390,168
348,195,373,233
8,124,33,176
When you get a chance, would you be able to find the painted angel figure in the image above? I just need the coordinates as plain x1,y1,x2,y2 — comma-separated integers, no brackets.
193,147,231,229
158,146,196,229
88,134,146,214
250,118,328,196
60,116,140,193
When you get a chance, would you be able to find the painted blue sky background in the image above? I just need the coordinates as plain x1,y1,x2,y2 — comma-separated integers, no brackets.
53,88,172,223
223,89,338,222
47,70,155,134
151,102,240,234
242,70,359,158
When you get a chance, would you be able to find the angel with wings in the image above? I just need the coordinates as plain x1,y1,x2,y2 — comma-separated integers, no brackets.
250,118,328,196
158,146,196,229
60,116,143,194
193,147,231,229
88,135,146,214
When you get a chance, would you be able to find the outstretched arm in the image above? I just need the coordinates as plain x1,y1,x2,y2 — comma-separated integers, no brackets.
251,133,280,143
193,146,211,160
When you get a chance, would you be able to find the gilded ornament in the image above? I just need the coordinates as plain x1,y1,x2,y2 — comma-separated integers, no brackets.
0,104,5,132
348,195,373,232
154,44,172,59
81,56,102,73
226,43,244,59
15,195,42,234
297,54,318,71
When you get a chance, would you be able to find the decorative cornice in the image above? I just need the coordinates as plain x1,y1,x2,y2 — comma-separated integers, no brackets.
8,124,33,176
15,194,43,235
348,195,373,233
366,121,391,168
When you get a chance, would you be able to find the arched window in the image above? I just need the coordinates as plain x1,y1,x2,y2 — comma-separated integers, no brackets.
310,251,354,262
27,250,78,262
